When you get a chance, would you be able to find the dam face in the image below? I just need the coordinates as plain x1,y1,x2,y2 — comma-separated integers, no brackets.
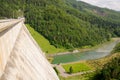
0,19,59,80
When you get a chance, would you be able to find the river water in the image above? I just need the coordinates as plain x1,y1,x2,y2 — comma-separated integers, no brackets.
52,39,120,64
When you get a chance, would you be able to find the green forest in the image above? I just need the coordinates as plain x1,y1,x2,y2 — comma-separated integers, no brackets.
0,0,120,49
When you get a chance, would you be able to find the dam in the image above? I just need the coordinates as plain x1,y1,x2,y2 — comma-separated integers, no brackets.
0,18,59,80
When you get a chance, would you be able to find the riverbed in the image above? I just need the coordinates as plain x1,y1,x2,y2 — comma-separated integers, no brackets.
52,39,120,64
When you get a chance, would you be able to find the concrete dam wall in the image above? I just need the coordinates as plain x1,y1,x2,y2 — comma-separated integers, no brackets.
0,19,59,80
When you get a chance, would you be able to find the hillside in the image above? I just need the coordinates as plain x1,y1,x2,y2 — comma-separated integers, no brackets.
0,0,120,50
91,53,120,80
112,42,120,53
87,43,120,80
26,24,65,54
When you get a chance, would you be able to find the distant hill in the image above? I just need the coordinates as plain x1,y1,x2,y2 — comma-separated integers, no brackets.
0,0,120,49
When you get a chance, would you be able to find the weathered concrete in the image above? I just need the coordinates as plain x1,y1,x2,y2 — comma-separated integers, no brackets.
0,19,59,80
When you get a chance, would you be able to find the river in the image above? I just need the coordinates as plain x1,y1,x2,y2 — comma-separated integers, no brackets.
52,39,120,64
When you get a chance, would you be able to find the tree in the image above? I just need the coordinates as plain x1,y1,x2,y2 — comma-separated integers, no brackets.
69,66,73,74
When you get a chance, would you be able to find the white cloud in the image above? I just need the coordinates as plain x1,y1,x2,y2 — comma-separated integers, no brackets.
78,0,120,11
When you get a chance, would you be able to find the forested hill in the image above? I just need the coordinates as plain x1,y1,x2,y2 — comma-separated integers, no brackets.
0,0,120,49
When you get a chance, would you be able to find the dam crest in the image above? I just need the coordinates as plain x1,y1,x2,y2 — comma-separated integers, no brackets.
0,18,59,80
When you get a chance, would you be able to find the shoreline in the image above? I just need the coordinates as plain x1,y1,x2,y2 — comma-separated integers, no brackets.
47,48,91,57
47,38,120,57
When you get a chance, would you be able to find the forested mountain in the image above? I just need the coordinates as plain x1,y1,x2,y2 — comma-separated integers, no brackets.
0,0,120,49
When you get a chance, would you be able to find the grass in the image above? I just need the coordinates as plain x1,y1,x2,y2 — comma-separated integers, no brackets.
26,24,66,54
62,62,93,73
60,53,120,80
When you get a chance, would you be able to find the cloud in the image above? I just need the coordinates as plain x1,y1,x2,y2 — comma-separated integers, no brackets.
78,0,120,11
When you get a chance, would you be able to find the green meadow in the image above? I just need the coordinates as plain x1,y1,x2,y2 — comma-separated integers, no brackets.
62,62,93,73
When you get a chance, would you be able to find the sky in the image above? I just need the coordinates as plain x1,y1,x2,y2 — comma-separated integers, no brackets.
78,0,120,11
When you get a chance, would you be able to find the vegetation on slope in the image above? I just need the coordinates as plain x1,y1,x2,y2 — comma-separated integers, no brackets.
26,24,65,54
112,42,120,53
88,43,120,80
91,54,120,80
0,0,120,50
